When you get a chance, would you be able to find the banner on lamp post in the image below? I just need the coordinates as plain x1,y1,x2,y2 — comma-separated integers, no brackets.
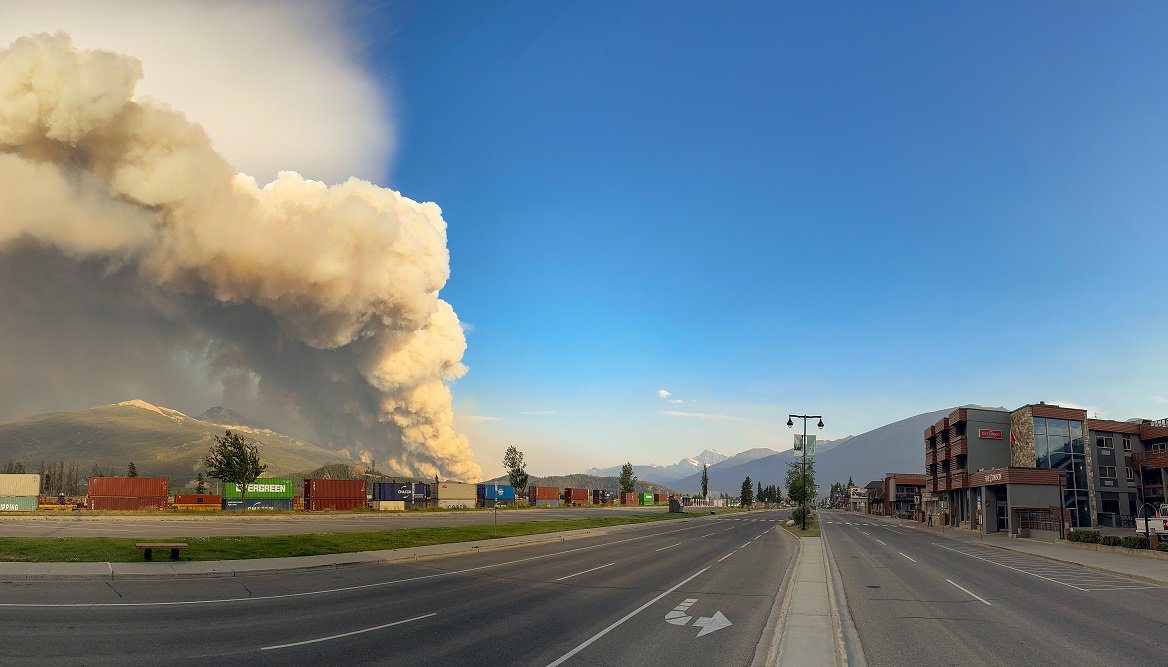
794,434,817,457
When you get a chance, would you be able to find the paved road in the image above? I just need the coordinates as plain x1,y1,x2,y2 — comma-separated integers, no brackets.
0,510,796,666
0,506,684,538
820,509,1168,666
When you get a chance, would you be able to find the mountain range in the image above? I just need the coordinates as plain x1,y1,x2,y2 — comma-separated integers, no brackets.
584,449,729,481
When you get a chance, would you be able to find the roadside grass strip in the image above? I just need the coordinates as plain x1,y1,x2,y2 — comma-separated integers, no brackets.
0,514,692,563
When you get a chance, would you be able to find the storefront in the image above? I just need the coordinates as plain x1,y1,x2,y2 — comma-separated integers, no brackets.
966,467,1064,539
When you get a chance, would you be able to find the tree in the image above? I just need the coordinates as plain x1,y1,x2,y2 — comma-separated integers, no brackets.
195,472,207,495
204,430,268,508
700,464,709,499
126,461,138,477
786,459,817,520
757,481,763,503
741,476,754,507
619,462,637,493
502,445,530,493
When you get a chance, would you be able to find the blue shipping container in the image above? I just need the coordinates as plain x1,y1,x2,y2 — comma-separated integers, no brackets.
372,483,413,501
412,483,430,500
476,484,515,500
223,498,293,511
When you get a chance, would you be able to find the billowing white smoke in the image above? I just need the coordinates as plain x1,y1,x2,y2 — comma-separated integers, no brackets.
0,33,481,481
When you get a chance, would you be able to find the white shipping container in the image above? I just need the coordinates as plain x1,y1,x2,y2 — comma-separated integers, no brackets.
436,482,475,500
371,500,406,511
0,474,40,497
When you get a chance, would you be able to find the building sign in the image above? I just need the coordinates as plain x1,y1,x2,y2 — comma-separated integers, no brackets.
849,488,867,500
979,429,1003,440
984,472,1004,484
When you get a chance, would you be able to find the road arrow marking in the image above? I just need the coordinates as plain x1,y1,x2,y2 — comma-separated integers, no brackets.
693,611,732,637
664,598,698,625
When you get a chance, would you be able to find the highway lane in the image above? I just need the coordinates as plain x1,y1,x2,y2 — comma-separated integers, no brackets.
821,509,1168,666
0,510,796,666
0,505,683,538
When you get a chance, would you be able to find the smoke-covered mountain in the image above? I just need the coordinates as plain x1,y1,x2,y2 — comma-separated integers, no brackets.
195,406,269,430
671,408,953,496
585,449,729,482
0,400,359,490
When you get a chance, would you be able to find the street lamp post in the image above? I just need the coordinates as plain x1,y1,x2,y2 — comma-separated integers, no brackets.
788,413,824,531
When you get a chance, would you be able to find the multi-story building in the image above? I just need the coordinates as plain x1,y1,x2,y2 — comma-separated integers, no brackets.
923,403,1168,536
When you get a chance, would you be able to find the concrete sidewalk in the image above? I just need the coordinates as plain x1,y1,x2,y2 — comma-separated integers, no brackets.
763,537,844,667
886,516,1168,586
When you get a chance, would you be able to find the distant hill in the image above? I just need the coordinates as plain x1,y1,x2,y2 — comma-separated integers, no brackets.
0,400,360,492
484,473,676,495
585,449,728,482
195,406,268,430
670,408,953,497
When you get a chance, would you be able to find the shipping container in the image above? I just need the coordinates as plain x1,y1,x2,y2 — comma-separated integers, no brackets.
0,496,38,511
476,484,516,500
0,474,40,496
173,494,223,506
528,485,559,501
620,492,637,505
638,492,654,505
563,488,588,505
653,493,665,503
437,498,474,509
223,498,294,511
591,489,610,504
412,483,431,500
478,498,515,509
223,478,295,499
88,477,168,498
532,499,560,508
304,479,366,500
372,500,406,511
305,497,366,511
89,496,167,510
372,482,413,501
436,482,475,500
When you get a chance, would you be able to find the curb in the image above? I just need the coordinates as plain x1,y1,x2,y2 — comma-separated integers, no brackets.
752,525,801,667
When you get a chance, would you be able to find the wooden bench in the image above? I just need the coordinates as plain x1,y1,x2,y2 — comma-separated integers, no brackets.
135,543,188,561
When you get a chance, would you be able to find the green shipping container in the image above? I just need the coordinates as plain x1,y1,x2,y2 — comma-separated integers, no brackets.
0,496,38,511
638,493,653,505
223,478,295,499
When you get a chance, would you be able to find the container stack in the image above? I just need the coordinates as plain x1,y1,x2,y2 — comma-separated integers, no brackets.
653,493,665,504
436,481,475,509
476,484,516,508
304,479,367,511
0,474,40,511
223,478,295,511
620,491,637,505
563,487,588,506
173,494,222,511
529,485,560,507
88,477,168,510
371,482,410,510
638,492,654,506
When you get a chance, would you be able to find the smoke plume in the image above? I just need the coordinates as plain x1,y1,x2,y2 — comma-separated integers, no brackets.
0,33,480,481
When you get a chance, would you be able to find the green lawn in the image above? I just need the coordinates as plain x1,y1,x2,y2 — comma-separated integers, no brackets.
779,514,821,538
0,512,701,562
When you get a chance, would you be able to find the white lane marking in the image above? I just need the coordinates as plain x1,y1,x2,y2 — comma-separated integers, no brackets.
861,531,869,536
0,519,716,608
546,567,711,667
261,612,436,650
698,532,716,538
717,552,735,563
741,542,752,549
655,543,683,552
874,539,886,546
946,579,991,606
931,543,1161,592
555,562,616,581
899,552,917,563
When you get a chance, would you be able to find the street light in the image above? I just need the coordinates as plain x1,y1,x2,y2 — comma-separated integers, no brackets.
789,413,824,531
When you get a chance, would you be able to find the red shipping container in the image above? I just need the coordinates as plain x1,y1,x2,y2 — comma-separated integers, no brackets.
653,493,665,503
563,488,588,504
528,486,559,501
174,494,223,505
87,477,168,497
304,479,366,499
89,496,167,510
306,497,367,511
621,492,637,505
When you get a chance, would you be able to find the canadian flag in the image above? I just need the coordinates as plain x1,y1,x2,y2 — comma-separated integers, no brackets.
1010,432,1017,445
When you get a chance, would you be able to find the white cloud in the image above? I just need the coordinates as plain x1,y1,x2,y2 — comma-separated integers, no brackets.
660,410,751,423
461,322,476,334
669,399,683,404
519,410,558,416
466,415,499,422
657,389,672,399
0,1,391,186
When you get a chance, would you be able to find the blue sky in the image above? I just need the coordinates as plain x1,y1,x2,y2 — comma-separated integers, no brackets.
359,3,1168,476
8,2,1165,479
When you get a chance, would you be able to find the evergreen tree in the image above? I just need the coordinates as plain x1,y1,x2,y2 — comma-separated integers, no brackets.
741,476,754,507
126,461,138,477
700,464,709,499
619,462,637,493
195,472,207,495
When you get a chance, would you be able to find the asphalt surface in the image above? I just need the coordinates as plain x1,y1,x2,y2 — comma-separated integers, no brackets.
0,506,669,538
0,509,797,666
820,509,1168,666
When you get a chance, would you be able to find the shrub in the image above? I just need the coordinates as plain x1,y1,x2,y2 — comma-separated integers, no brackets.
1156,540,1168,553
1120,535,1149,550
791,507,808,525
1068,529,1101,543
1099,535,1122,546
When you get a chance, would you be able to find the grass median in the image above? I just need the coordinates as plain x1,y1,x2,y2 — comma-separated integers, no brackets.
0,512,709,562
779,514,821,538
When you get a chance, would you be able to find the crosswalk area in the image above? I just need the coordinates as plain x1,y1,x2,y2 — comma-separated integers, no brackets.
724,518,778,522
934,542,1162,592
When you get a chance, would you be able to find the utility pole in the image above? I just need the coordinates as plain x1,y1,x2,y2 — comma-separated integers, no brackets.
788,413,824,531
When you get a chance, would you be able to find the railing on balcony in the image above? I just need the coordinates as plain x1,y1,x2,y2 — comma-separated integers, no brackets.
926,450,936,466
